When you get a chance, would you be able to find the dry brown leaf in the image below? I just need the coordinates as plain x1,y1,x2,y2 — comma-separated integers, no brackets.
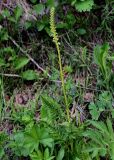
84,92,94,102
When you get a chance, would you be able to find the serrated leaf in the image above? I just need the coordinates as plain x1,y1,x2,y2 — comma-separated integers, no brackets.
74,0,94,12
14,57,30,70
30,150,43,160
24,125,53,153
97,92,112,112
40,138,54,148
84,119,114,159
89,102,100,120
41,95,64,123
9,132,29,156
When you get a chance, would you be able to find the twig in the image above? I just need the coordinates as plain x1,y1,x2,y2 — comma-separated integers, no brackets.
9,36,51,77
0,73,103,92
0,73,21,77
2,3,14,12
0,73,62,83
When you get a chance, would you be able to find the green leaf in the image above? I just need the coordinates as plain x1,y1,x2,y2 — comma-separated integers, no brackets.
14,6,23,21
2,9,10,18
110,142,114,160
44,148,50,159
0,78,2,85
30,150,43,160
83,119,114,159
64,65,73,73
94,43,110,79
9,132,29,156
45,27,51,36
47,0,57,8
1,47,15,56
75,158,80,160
24,129,40,153
24,125,53,153
30,149,54,160
21,70,38,80
8,16,16,23
98,91,112,109
66,13,76,28
77,28,86,35
108,56,114,60
56,22,68,29
30,0,37,4
74,0,94,12
106,118,114,139
0,148,4,159
41,95,64,123
89,121,108,135
24,21,32,29
22,115,31,123
111,110,114,118
0,29,8,41
89,102,100,120
40,137,54,148
44,148,55,160
13,57,30,70
34,4,45,15
0,58,5,67
37,22,45,31
56,147,65,160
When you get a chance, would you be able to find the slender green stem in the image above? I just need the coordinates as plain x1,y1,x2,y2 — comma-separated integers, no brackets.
50,7,70,123
56,41,70,123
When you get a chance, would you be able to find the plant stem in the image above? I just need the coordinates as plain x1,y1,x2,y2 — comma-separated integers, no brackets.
56,41,70,123
50,7,70,123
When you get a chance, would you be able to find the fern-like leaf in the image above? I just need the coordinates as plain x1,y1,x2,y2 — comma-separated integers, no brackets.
83,119,114,159
41,95,65,124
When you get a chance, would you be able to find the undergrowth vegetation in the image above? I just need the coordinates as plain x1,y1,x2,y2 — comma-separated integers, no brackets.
1,0,114,160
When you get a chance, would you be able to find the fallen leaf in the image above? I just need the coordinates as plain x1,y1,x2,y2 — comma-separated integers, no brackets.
84,92,94,102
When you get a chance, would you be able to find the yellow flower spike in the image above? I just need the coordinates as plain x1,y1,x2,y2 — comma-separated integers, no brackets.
50,7,70,123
